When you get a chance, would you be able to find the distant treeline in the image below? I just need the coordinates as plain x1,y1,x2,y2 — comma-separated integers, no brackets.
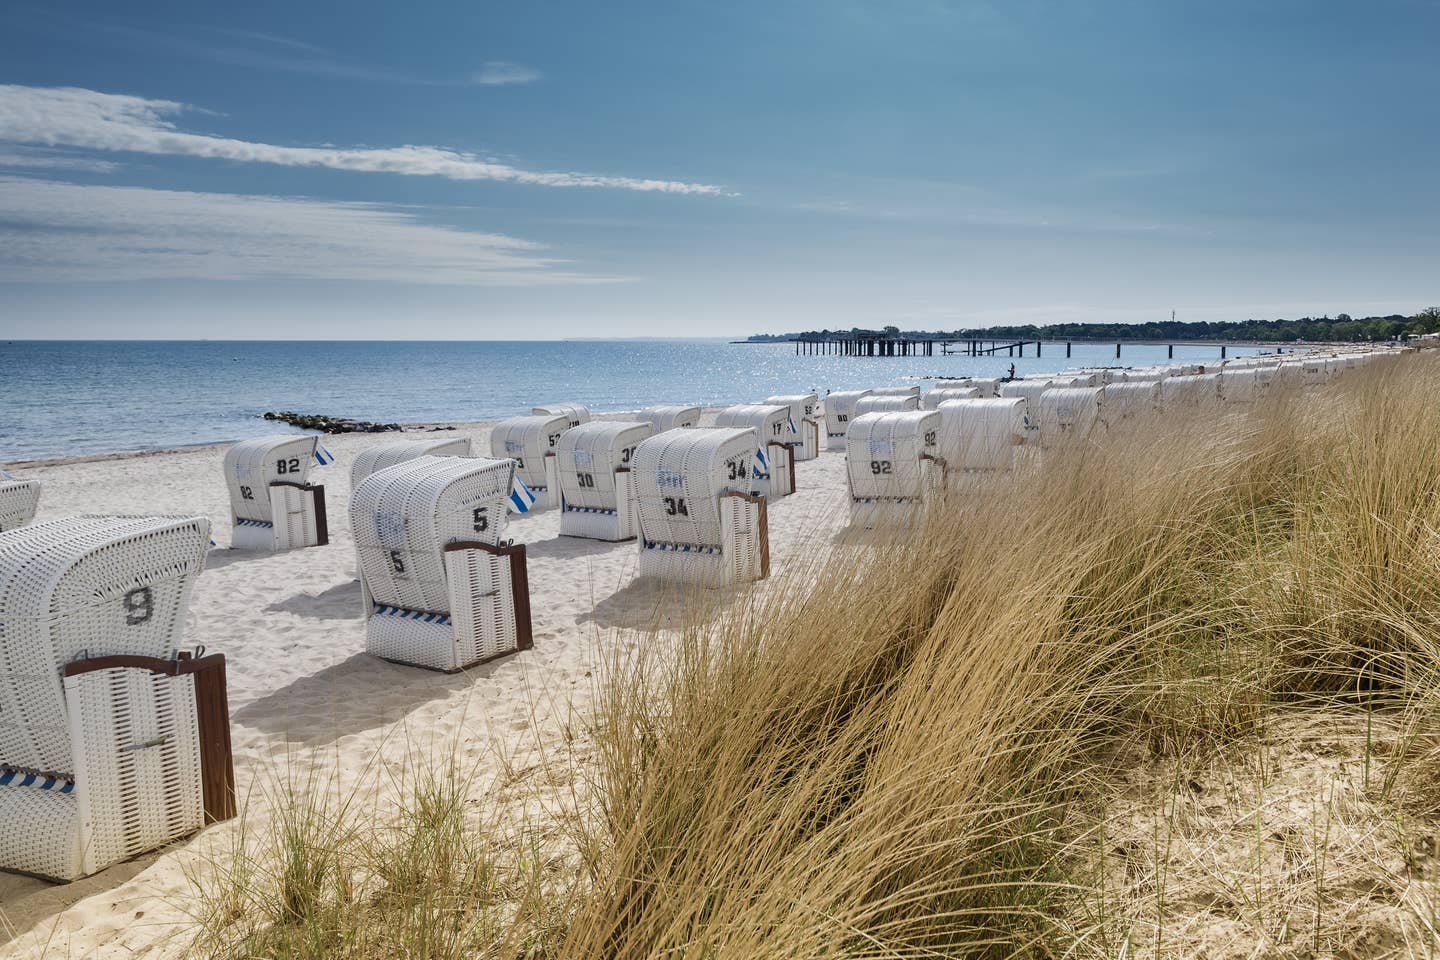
748,308,1440,344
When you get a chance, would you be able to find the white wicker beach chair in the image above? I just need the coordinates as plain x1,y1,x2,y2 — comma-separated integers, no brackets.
532,403,591,429
845,411,944,529
641,405,702,433
489,414,570,511
922,387,981,409
351,456,531,672
1219,367,1267,403
633,428,769,587
0,515,234,881
867,386,923,398
0,479,41,533
1037,387,1106,449
350,437,472,488
713,404,796,498
854,394,921,415
1103,380,1162,420
557,421,653,541
764,394,821,462
935,378,999,397
824,390,873,452
935,398,1029,476
223,436,328,551
1159,373,1221,407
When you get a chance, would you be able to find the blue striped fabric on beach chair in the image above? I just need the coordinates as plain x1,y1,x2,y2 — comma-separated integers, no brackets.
508,475,538,514
313,445,336,466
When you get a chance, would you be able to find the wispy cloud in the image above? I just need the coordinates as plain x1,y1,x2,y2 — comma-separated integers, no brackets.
472,61,542,86
0,176,624,285
0,145,120,173
0,85,725,194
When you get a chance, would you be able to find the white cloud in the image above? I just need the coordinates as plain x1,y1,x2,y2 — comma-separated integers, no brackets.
0,146,120,173
472,61,542,86
0,85,724,195
0,176,625,285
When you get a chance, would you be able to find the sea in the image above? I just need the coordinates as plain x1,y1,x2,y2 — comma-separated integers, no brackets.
0,339,1275,462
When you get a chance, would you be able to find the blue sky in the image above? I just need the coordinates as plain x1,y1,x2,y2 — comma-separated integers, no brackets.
0,0,1435,338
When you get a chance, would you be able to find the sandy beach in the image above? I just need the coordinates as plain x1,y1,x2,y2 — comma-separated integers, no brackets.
0,411,851,957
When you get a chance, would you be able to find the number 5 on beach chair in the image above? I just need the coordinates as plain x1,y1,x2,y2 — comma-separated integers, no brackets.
632,428,770,587
0,516,235,881
351,456,533,672
223,435,330,551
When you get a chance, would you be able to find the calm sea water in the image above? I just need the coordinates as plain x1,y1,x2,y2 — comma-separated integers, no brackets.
0,339,1271,461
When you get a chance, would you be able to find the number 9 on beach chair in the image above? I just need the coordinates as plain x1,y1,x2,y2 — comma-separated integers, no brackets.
714,404,796,498
764,394,821,461
641,405,701,433
224,435,329,551
557,421,653,541
633,428,769,587
0,479,41,533
845,411,944,529
351,456,532,672
350,437,472,488
0,515,235,881
489,414,570,511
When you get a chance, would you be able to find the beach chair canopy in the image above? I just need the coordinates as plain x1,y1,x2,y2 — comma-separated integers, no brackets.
854,394,920,415
824,390,872,436
1103,380,1162,418
935,378,1000,397
351,455,516,617
866,386,922,397
936,398,1028,471
557,420,653,511
633,427,757,549
489,414,570,490
846,410,941,501
0,479,41,533
223,435,319,524
1038,387,1105,443
641,405,702,433
350,437,472,488
715,404,792,447
922,387,981,409
532,403,591,429
764,394,819,422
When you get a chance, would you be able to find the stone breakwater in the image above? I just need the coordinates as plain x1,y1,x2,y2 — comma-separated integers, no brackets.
261,411,403,434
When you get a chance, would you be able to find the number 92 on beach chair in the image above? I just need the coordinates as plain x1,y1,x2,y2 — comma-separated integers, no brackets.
351,456,533,672
763,394,821,462
0,515,235,881
223,435,330,551
633,428,770,587
845,411,945,529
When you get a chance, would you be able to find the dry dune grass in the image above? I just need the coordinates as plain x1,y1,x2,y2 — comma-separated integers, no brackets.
186,352,1440,958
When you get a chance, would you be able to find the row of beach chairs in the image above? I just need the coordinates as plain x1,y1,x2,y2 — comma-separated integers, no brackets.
0,349,1394,882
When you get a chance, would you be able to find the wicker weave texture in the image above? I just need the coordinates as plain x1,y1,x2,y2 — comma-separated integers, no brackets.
1104,380,1162,419
0,480,41,533
845,411,941,503
0,516,209,777
490,415,569,493
556,421,652,511
350,438,472,487
636,492,763,586
854,394,920,415
922,388,981,409
633,428,756,550
532,403,591,429
351,455,514,616
764,395,820,461
824,390,872,449
935,398,1028,472
936,378,1000,397
223,435,317,525
640,405,702,433
1038,387,1105,447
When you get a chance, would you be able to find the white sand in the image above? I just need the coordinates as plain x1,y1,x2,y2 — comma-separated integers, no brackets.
0,414,852,958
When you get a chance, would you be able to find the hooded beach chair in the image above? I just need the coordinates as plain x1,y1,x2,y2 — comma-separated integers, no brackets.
1159,374,1221,408
1037,387,1106,449
867,386,923,398
352,456,531,672
489,414,570,511
714,404,796,498
640,405,702,433
350,437,472,488
854,394,921,415
532,403,590,429
922,387,981,409
1218,367,1268,403
632,428,769,587
0,515,234,881
223,436,329,551
845,411,944,529
764,394,821,462
1102,380,1162,421
935,398,1029,477
557,421,654,541
935,378,1000,397
0,479,41,533
824,390,873,452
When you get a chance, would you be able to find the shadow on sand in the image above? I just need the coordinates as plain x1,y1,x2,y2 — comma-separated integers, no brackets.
265,580,363,621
